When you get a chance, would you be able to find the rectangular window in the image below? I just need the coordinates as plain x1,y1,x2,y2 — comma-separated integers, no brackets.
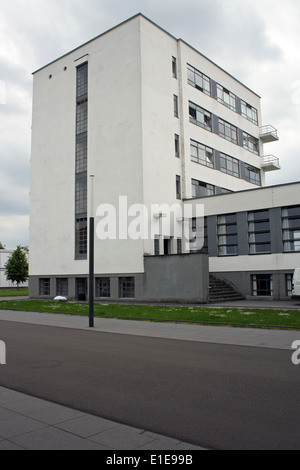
75,63,88,259
218,214,238,256
252,274,273,296
282,205,300,252
177,238,182,254
39,278,50,296
189,102,212,131
192,179,215,198
119,277,135,298
248,210,270,254
241,100,258,125
173,94,179,117
76,99,88,135
76,62,88,98
243,132,259,155
172,57,177,78
176,175,181,200
217,84,236,111
56,278,68,297
244,165,261,185
96,278,110,298
175,134,180,158
76,136,87,174
75,217,87,257
187,65,210,96
75,176,87,215
220,153,240,177
190,140,214,168
218,118,237,144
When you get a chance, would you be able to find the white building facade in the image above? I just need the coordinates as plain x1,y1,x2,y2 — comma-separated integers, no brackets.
30,14,293,302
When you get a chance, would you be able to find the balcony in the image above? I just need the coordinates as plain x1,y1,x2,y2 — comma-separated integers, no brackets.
261,155,281,172
259,125,279,143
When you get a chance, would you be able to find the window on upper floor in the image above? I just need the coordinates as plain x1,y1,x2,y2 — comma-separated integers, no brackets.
192,179,215,198
189,102,212,131
172,57,177,78
173,94,179,117
218,118,237,144
241,100,258,125
175,134,180,158
217,84,236,111
190,140,214,168
282,205,300,253
220,153,240,178
187,64,210,96
243,132,259,155
176,175,181,200
244,164,261,186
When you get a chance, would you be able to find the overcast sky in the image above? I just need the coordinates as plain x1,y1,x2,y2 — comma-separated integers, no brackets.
0,0,299,249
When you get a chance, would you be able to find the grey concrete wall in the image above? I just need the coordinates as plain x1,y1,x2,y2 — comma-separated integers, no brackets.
143,253,209,303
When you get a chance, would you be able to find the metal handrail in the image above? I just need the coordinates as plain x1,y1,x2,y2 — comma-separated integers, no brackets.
259,125,278,137
261,155,280,166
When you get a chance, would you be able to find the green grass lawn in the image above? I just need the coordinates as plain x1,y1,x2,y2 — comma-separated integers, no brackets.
0,288,29,297
0,299,299,329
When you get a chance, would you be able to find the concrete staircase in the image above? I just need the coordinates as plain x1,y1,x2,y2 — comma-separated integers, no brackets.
209,274,244,303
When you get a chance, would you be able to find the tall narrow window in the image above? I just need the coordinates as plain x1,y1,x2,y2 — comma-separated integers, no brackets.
282,206,300,252
173,95,179,117
175,134,180,158
248,210,270,254
176,175,181,200
217,214,238,256
75,63,88,259
172,57,177,78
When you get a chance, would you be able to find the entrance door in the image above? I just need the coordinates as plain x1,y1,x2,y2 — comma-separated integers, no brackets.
76,278,87,301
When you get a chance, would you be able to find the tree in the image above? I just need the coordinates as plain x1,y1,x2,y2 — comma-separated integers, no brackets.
5,245,28,288
0,242,5,249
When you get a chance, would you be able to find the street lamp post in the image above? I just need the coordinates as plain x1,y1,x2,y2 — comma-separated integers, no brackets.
89,175,95,328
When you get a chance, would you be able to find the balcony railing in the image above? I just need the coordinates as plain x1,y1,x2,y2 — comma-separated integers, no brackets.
261,155,281,171
259,125,279,143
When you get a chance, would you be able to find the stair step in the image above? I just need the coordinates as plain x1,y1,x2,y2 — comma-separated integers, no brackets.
208,275,244,303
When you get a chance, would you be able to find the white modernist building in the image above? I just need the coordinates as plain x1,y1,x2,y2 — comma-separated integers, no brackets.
29,14,299,302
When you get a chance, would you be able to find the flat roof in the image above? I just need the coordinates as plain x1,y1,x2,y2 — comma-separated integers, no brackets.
32,13,260,98
183,180,300,202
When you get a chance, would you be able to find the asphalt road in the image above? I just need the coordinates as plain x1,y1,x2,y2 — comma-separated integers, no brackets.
0,320,299,450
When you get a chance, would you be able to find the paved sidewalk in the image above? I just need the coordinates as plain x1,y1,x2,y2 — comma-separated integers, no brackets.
0,308,299,350
0,386,204,450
